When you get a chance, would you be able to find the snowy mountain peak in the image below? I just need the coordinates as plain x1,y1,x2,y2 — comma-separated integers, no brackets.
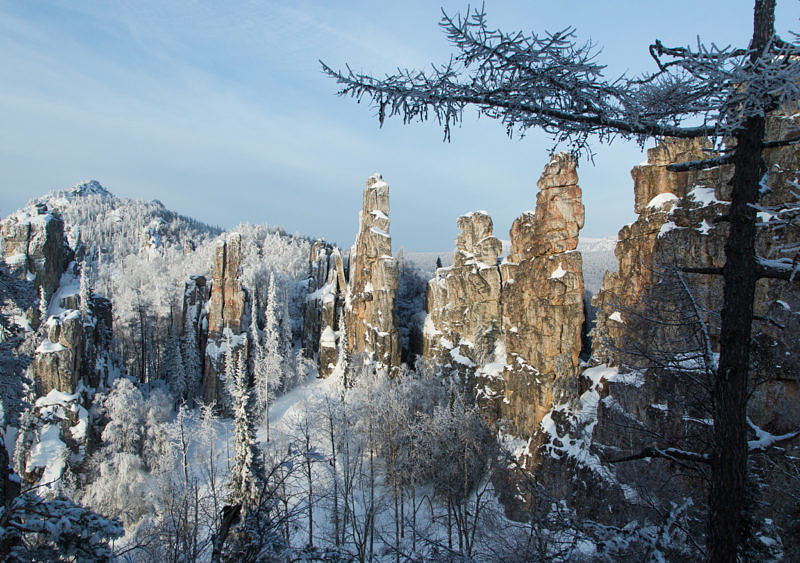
68,180,113,199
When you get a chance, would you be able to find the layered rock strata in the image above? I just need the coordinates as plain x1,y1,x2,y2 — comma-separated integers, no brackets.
529,121,800,534
203,233,249,406
591,138,729,365
344,174,401,371
593,126,800,430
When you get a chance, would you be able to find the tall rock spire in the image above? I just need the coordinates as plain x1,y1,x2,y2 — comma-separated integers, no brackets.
345,174,401,372
500,153,586,437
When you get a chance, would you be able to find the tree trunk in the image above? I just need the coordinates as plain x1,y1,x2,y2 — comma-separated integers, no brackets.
306,433,314,548
706,1,772,561
392,460,399,563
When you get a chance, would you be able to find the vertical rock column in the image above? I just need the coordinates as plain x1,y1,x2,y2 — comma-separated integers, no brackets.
345,174,401,372
501,153,586,437
2,203,67,303
303,241,346,377
203,233,249,406
422,211,502,376
182,274,208,394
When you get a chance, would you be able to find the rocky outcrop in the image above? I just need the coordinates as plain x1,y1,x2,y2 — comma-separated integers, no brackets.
182,275,208,349
523,118,800,543
499,153,586,438
419,154,586,441
181,274,208,392
204,233,249,406
344,174,401,371
142,218,167,259
31,262,114,397
592,127,800,404
2,203,68,303
591,139,729,365
423,211,502,377
303,241,346,377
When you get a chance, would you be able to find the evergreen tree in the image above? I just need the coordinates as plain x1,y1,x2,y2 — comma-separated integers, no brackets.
323,4,800,556
166,332,187,401
260,273,284,403
223,326,236,405
180,317,203,405
278,281,296,386
79,259,92,319
228,353,263,511
38,285,48,325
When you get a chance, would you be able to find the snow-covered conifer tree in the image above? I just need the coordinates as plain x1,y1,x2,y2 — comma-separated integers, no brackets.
223,325,236,404
79,259,92,318
180,321,203,404
166,332,187,401
228,353,263,510
38,285,48,323
259,273,284,410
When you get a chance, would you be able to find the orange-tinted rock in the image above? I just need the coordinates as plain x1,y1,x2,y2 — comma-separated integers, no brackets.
500,155,586,438
511,153,584,259
304,241,346,377
345,174,401,371
204,233,249,406
423,211,503,377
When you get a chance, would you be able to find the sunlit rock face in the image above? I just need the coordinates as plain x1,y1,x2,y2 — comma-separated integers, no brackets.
499,153,586,437
32,263,114,397
303,240,346,378
203,233,249,406
345,174,401,372
422,211,503,381
592,117,800,432
418,154,587,441
2,203,68,301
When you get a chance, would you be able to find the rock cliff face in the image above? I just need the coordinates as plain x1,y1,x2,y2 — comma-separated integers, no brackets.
344,174,401,371
204,233,249,406
421,154,586,441
2,203,68,304
303,241,346,377
499,153,586,438
423,211,502,377
591,138,729,365
182,275,208,347
521,120,800,539
31,263,115,397
592,127,800,421
181,274,208,391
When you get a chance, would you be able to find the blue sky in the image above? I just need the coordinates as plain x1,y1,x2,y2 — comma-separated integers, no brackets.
1,1,798,251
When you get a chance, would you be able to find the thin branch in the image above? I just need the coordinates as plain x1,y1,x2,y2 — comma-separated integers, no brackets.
679,266,724,276
608,446,710,465
747,417,800,453
667,154,734,172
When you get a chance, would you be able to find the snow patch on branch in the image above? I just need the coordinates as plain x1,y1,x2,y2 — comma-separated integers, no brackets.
748,417,800,452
